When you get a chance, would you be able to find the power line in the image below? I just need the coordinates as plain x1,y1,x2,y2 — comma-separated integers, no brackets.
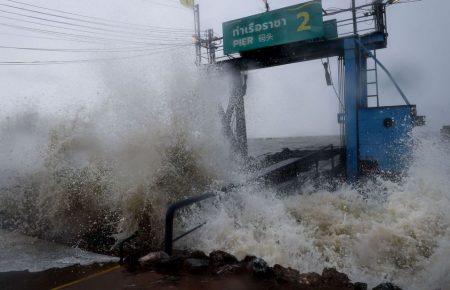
0,31,181,47
0,8,193,38
2,0,195,32
0,43,192,52
0,44,191,65
0,12,192,42
0,21,192,46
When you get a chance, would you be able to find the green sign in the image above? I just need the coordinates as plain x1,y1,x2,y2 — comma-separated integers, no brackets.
223,0,324,55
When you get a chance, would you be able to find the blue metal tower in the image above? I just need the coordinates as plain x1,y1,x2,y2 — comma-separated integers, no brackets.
206,0,424,181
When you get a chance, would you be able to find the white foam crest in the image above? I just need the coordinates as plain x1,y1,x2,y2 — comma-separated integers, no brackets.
186,129,450,290
0,50,241,249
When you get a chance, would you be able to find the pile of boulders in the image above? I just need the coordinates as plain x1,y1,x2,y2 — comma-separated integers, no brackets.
123,250,403,290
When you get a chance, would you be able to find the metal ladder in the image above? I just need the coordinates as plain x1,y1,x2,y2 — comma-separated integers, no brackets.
366,49,380,107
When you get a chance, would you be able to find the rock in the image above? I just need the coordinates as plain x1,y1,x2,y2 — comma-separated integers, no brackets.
372,282,402,290
156,256,183,274
242,255,257,263
189,250,209,260
273,264,300,284
298,272,323,287
139,251,169,267
215,264,242,275
209,250,238,268
354,282,368,290
183,258,209,274
322,267,351,286
251,257,272,277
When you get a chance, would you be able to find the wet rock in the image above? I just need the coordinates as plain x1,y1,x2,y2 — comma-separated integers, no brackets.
251,257,273,277
209,250,238,268
298,272,323,287
242,255,257,262
189,250,209,260
322,267,351,286
215,264,242,275
183,258,209,274
372,282,402,290
354,282,368,290
139,251,169,267
241,255,257,272
156,256,183,273
273,264,300,284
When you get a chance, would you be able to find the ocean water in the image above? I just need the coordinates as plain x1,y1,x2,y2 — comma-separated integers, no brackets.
1,127,449,290
183,129,450,290
0,134,338,275
0,230,117,273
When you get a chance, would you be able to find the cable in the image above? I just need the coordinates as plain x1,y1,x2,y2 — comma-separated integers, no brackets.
0,31,188,48
2,0,195,32
321,57,343,107
0,8,193,37
0,4,192,36
0,43,192,52
0,12,192,42
0,31,131,45
0,26,186,46
0,45,192,65
0,21,192,46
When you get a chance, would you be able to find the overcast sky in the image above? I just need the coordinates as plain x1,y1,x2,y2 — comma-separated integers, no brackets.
0,0,449,138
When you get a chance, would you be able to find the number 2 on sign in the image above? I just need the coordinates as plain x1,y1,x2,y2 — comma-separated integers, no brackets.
297,11,311,31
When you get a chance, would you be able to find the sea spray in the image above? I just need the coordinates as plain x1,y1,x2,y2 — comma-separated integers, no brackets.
183,128,450,290
0,49,448,289
0,53,241,252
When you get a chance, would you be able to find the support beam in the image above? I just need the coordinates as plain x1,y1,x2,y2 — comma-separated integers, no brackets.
217,32,387,72
233,72,248,157
343,38,362,180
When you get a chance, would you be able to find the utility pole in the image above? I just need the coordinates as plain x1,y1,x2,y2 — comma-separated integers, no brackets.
206,29,216,64
193,4,201,65
351,0,358,35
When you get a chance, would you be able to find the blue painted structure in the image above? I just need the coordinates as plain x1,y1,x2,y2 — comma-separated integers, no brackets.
343,37,420,179
359,105,414,173
343,38,363,180
217,2,424,181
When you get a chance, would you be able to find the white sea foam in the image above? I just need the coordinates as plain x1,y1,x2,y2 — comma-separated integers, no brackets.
185,129,450,290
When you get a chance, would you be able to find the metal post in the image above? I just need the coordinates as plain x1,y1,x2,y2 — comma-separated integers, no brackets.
193,4,201,66
343,38,361,181
207,29,216,64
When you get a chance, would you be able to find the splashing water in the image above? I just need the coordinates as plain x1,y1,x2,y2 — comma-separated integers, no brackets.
0,53,241,252
181,129,450,290
0,50,448,289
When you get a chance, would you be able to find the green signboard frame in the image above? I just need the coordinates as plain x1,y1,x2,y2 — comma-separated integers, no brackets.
223,0,324,55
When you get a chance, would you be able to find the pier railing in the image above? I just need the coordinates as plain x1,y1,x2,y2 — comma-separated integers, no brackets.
164,192,216,255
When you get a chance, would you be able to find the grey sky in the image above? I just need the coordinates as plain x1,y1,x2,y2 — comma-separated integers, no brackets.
0,0,449,138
